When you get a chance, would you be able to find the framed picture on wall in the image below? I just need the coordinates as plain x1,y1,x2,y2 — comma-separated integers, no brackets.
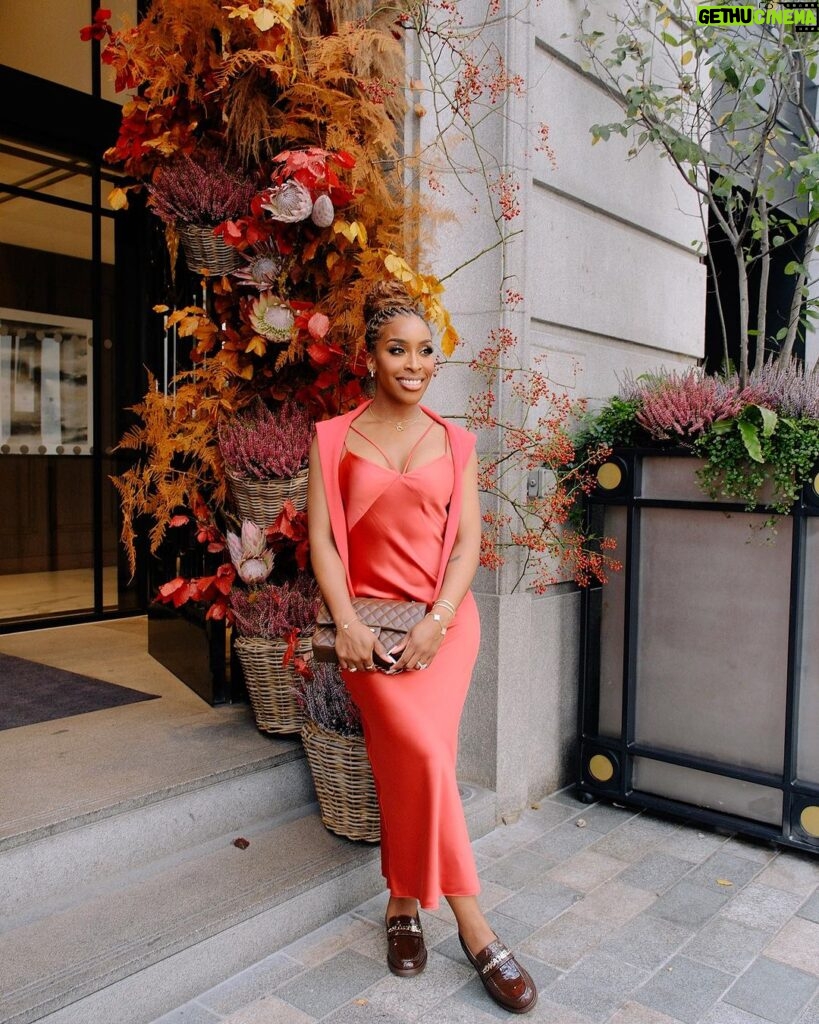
0,308,93,455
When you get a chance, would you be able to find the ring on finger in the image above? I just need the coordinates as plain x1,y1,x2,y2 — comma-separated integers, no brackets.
348,666,357,673
365,663,376,670
416,661,428,670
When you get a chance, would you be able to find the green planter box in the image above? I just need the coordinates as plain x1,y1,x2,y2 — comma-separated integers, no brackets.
579,449,819,852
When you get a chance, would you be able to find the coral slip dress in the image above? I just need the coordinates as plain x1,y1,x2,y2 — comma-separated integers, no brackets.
315,402,481,909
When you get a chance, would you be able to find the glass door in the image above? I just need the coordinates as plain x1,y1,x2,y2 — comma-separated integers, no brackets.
0,138,137,625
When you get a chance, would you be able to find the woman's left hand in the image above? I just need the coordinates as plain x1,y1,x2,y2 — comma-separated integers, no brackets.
386,613,449,673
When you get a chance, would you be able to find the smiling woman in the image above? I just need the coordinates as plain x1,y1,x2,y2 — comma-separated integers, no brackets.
306,281,538,1015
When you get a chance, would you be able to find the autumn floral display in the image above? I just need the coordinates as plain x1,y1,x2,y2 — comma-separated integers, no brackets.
89,0,455,619
86,0,614,633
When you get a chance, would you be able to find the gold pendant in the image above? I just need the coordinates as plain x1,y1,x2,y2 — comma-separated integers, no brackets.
396,422,404,431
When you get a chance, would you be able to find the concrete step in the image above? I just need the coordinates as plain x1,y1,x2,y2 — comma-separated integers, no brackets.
0,783,496,1024
1,741,314,928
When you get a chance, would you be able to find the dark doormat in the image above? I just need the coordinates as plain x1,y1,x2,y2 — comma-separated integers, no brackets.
0,653,160,731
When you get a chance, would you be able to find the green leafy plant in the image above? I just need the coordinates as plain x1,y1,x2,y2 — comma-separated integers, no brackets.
573,396,641,453
577,0,819,382
696,413,819,512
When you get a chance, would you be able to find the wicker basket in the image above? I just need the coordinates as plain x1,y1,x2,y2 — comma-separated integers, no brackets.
301,718,381,842
234,633,313,734
179,222,241,275
227,467,308,528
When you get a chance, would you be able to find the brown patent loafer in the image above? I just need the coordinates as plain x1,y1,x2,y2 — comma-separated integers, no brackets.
459,933,537,1014
385,914,427,976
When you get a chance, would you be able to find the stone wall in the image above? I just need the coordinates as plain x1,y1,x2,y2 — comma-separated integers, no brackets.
416,0,707,819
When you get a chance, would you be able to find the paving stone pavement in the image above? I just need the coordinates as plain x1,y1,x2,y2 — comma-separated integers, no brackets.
150,791,819,1024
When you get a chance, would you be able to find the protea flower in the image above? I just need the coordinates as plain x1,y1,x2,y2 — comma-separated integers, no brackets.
232,247,283,290
261,180,313,222
311,194,334,228
226,520,274,585
249,293,295,342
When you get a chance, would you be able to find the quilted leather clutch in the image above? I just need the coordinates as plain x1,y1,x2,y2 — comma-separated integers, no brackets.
312,597,427,664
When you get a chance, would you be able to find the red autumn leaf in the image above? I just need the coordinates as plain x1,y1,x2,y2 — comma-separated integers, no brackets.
233,837,250,849
158,577,185,598
293,537,310,570
292,655,312,680
269,499,299,539
281,629,300,666
307,341,343,366
191,575,214,600
214,219,245,244
158,578,193,608
169,514,189,527
206,597,228,620
214,563,236,594
330,150,356,169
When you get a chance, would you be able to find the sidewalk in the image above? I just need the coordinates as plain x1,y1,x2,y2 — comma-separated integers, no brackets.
150,790,819,1024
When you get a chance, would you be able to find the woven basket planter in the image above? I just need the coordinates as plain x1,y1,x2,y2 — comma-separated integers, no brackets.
301,718,381,843
227,467,308,529
179,223,241,275
234,633,312,734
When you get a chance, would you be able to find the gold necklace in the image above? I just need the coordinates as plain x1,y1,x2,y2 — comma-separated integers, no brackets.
364,408,424,432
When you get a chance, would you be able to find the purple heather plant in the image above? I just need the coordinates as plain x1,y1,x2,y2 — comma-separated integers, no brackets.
742,361,819,419
218,399,313,480
622,368,744,440
147,152,258,226
294,662,363,737
229,574,320,639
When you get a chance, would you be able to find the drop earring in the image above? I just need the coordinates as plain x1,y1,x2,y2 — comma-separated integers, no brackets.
369,368,375,378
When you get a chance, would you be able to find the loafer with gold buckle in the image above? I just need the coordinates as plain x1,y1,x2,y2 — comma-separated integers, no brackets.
386,914,427,976
459,933,537,1014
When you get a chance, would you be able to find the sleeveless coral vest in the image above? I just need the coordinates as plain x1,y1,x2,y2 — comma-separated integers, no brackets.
314,399,476,601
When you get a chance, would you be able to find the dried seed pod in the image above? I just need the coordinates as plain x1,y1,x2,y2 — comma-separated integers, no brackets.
311,194,335,228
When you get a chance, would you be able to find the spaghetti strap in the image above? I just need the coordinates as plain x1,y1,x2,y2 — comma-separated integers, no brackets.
348,423,400,472
402,421,436,473
348,418,439,474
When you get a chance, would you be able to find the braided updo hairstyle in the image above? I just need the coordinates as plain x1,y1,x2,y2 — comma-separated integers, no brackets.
363,281,425,352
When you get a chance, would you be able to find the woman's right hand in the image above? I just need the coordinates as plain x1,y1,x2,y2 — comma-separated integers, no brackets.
335,620,394,673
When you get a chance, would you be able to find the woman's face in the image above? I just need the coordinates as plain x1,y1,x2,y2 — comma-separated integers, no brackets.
368,314,436,405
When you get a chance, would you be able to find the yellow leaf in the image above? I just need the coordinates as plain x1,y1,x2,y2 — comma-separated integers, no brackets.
326,252,339,269
716,878,734,887
108,186,130,211
681,50,694,66
383,252,414,282
153,304,170,314
333,220,353,242
441,324,459,356
245,336,267,357
333,220,367,246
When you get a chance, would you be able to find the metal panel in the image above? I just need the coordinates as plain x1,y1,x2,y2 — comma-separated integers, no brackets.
635,507,790,774
633,757,782,825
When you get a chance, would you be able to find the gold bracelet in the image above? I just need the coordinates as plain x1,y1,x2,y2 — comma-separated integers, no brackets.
339,616,359,631
433,598,457,617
